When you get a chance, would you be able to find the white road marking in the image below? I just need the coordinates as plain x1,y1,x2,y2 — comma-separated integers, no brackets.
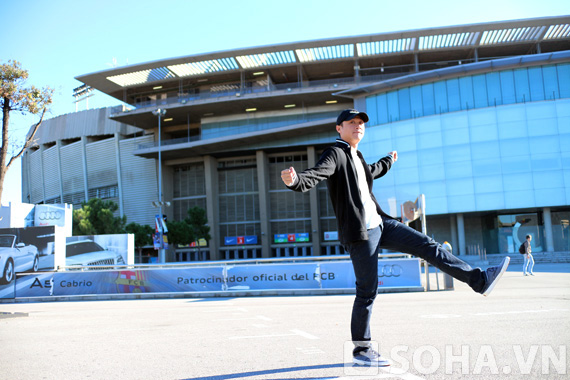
296,346,325,354
202,307,247,313
319,367,426,380
290,328,319,339
420,308,569,319
215,314,272,321
228,329,319,340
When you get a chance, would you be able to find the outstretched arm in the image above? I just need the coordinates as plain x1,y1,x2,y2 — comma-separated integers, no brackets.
368,150,398,179
280,148,338,192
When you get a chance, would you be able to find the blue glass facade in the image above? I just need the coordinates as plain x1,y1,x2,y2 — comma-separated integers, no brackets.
365,63,570,125
359,61,570,254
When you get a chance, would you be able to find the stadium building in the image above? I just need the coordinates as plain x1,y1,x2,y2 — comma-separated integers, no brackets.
22,16,570,262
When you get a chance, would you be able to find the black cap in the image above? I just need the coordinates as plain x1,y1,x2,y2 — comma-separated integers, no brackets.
336,109,369,125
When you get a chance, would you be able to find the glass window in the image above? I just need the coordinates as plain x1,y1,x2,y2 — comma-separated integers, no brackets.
394,167,419,185
472,157,501,175
557,63,570,98
500,138,528,158
542,65,560,100
514,68,530,103
502,173,527,191
497,213,542,253
377,94,389,124
447,178,474,196
366,96,378,125
419,164,445,181
418,147,443,166
528,67,545,101
475,193,504,211
421,83,435,116
446,79,461,112
444,161,473,178
394,135,417,153
443,144,471,163
470,124,499,143
387,91,400,122
501,156,531,174
532,153,562,173
410,86,423,118
474,175,503,193
472,74,488,108
499,70,516,104
417,131,443,150
551,210,570,251
530,135,560,155
443,127,470,146
434,81,448,114
486,72,502,106
398,88,411,120
533,171,565,189
447,194,476,211
459,77,474,110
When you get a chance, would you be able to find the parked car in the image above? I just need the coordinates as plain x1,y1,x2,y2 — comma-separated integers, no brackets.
0,234,39,284
66,240,125,269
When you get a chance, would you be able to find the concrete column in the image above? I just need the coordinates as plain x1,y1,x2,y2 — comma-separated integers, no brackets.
457,213,466,256
204,156,220,260
56,140,64,203
36,144,48,203
114,133,124,217
414,54,419,72
307,146,321,256
449,214,458,254
80,136,89,201
543,207,555,252
256,150,271,258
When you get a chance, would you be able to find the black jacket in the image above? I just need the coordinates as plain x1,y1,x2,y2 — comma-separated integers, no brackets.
287,138,394,245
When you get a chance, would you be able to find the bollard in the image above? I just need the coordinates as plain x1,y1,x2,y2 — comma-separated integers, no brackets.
442,241,455,290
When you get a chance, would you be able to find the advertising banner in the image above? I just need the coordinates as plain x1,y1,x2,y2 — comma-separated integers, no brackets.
226,263,320,291
65,234,134,268
319,258,422,290
14,272,54,298
11,258,422,299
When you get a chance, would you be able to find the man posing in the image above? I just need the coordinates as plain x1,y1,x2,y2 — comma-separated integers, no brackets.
280,109,510,366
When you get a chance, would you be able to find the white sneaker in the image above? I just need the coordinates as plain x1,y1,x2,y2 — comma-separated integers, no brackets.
353,348,391,367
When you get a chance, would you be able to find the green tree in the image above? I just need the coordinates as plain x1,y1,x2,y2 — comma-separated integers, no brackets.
0,60,53,203
185,206,211,243
165,219,195,248
73,198,127,235
125,222,154,257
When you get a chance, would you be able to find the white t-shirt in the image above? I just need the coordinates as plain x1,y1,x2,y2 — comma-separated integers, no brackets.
351,149,382,230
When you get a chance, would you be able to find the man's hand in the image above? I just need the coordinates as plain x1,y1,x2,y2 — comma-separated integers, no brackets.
388,151,398,162
281,167,297,186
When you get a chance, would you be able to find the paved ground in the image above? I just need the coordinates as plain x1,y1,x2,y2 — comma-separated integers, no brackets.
1,263,569,380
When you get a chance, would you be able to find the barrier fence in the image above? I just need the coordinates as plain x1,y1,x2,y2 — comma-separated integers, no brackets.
1,254,453,301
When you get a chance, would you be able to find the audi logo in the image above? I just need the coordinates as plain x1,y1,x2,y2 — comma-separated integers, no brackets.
38,211,63,221
378,264,403,277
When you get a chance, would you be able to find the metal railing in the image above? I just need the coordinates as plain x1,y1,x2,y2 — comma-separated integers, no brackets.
58,252,412,271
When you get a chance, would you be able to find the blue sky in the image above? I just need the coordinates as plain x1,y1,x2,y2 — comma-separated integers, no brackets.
2,0,569,205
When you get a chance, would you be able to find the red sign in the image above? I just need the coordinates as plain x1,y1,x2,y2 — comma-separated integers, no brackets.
237,236,245,244
287,234,296,242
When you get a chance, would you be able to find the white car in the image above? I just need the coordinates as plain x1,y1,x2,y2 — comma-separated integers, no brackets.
0,234,39,284
66,240,125,269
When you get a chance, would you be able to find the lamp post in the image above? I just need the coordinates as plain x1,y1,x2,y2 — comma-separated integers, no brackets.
152,108,167,263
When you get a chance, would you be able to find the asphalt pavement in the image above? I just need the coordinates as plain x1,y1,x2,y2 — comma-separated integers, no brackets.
1,263,569,380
